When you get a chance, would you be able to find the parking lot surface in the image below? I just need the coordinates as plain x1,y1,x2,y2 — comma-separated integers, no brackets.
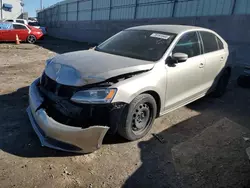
1,37,250,188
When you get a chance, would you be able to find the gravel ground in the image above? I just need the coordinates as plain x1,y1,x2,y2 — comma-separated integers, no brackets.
1,37,250,188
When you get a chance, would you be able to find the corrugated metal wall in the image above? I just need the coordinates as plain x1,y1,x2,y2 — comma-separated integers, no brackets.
38,0,250,25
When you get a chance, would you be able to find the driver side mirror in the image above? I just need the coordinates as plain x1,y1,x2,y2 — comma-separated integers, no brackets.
172,53,188,63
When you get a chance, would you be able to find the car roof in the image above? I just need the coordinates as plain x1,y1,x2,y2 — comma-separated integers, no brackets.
13,22,25,25
126,25,210,34
12,22,27,26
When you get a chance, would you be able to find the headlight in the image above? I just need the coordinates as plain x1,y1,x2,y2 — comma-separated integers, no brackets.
71,88,117,104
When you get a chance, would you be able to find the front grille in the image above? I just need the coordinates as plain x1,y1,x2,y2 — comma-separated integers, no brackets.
40,73,80,98
45,100,111,128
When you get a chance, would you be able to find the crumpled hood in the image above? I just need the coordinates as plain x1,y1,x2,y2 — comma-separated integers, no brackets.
45,50,154,86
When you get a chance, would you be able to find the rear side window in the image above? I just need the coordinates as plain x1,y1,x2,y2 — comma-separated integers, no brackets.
6,19,13,22
200,31,219,53
13,24,27,30
217,37,224,49
172,32,201,58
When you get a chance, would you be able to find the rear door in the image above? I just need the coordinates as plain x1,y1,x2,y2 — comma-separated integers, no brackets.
0,24,4,40
199,31,228,92
12,24,30,41
0,27,3,41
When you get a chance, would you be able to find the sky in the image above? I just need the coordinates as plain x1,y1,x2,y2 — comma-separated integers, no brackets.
24,0,62,17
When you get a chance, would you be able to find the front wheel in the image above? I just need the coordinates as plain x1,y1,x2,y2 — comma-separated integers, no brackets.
118,94,157,141
27,35,37,44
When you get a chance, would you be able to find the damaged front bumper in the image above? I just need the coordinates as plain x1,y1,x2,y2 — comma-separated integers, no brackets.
27,79,110,153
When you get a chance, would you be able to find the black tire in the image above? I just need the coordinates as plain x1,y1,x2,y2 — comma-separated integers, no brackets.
27,35,37,44
118,94,157,141
212,69,230,97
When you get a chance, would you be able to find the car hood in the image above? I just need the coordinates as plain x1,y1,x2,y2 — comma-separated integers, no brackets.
45,50,155,86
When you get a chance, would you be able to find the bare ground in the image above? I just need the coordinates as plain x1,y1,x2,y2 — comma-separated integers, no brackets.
1,37,250,188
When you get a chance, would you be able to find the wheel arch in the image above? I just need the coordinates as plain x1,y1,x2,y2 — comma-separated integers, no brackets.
141,90,161,118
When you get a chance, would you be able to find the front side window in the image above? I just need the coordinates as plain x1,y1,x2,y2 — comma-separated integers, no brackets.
172,32,201,58
6,19,13,22
13,24,27,30
200,31,219,53
96,30,176,61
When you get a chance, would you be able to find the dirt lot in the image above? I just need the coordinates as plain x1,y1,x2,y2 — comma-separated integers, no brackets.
1,37,250,188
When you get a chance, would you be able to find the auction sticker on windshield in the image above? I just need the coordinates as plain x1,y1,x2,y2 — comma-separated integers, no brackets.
150,33,170,40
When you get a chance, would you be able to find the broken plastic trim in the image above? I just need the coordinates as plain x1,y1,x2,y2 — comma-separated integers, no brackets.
105,70,151,84
27,78,110,153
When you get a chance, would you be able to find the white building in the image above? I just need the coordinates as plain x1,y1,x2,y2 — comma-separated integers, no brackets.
0,0,24,20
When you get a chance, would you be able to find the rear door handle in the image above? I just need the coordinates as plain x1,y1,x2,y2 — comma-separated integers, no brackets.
199,63,205,68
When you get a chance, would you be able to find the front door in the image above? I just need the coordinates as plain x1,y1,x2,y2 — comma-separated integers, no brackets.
12,24,29,41
165,31,205,112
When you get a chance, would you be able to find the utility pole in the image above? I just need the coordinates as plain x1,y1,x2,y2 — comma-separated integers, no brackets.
0,0,3,20
40,0,43,10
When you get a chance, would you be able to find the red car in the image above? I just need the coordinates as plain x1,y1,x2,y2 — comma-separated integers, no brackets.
0,22,43,43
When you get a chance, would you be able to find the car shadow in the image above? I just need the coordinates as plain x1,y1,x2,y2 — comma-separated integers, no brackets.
122,81,250,187
35,36,94,54
121,51,247,187
0,85,126,158
0,86,81,157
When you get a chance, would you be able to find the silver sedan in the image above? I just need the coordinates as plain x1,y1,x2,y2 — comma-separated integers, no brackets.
27,25,231,153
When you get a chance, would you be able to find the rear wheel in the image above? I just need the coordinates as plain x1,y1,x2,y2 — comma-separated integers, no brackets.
212,69,230,97
27,35,37,44
118,94,157,141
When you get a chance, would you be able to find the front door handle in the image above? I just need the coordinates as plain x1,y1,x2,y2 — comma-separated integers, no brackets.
199,63,205,68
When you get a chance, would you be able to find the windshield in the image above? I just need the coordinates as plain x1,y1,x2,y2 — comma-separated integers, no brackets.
96,30,176,61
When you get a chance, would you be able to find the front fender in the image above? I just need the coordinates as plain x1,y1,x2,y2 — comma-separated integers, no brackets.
112,63,166,112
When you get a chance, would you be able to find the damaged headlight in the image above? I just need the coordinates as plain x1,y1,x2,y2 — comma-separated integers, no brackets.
71,88,117,104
